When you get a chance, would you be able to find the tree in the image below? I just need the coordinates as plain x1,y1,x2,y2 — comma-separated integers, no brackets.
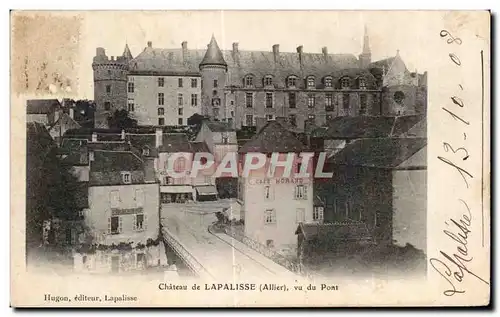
73,99,96,128
187,113,205,127
107,109,138,129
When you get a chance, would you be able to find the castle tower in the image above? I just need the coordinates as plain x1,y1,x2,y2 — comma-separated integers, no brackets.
199,35,227,121
92,46,129,128
359,25,372,68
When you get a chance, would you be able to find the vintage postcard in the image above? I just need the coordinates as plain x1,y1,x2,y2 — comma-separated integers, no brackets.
10,10,490,307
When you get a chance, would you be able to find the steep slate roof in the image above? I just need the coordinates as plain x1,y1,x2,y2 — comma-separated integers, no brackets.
160,133,192,153
48,113,81,132
122,43,133,60
330,137,427,168
239,121,307,153
318,115,425,140
129,39,361,86
190,141,210,153
200,35,227,67
295,222,372,242
27,99,61,114
205,120,235,132
90,150,144,173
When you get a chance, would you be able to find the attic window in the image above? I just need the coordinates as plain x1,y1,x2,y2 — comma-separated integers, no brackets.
341,77,350,89
264,76,273,86
307,77,315,88
324,76,333,88
143,148,150,156
287,76,297,88
121,172,131,184
244,75,253,87
358,77,367,89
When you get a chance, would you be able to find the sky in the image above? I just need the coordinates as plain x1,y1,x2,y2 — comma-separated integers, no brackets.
24,11,441,99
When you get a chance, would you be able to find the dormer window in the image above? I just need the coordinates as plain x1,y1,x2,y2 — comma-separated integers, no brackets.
264,76,273,87
307,76,315,88
287,76,297,88
244,75,253,87
212,98,221,107
121,171,131,184
324,76,333,88
358,77,367,89
341,77,351,89
142,148,150,156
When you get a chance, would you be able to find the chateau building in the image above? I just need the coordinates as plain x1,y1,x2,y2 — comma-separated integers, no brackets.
93,27,427,130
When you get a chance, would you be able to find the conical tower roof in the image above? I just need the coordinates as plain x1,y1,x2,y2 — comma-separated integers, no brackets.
122,43,133,60
199,35,227,68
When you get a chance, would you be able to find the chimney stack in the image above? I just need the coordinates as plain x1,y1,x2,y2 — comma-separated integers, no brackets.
155,127,163,148
232,42,239,54
272,44,280,63
147,41,152,48
181,41,188,62
297,45,304,65
232,42,239,64
69,107,74,119
121,129,126,140
322,47,328,60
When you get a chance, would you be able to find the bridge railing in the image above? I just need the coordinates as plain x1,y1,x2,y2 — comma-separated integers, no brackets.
219,224,304,275
162,228,213,279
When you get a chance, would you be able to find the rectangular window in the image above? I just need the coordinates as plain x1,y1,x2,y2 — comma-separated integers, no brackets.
266,114,275,121
158,77,165,87
104,102,111,111
178,118,183,125
106,85,111,93
265,93,273,108
222,135,228,144
325,77,333,88
230,110,234,117
110,190,119,208
245,76,253,87
313,206,324,222
245,93,253,108
264,185,274,200
158,93,164,105
307,94,315,108
121,172,131,184
359,94,367,115
288,77,296,87
178,94,183,106
264,77,273,86
158,118,165,126
191,78,197,88
213,108,219,118
213,79,218,88
289,92,296,108
178,108,183,116
289,114,297,126
296,208,305,223
264,209,276,224
109,216,121,234
191,94,198,106
135,189,144,208
308,114,315,122
135,214,145,231
128,100,134,112
158,107,164,115
343,93,350,110
245,115,253,126
325,93,333,111
178,78,183,87
127,82,134,93
294,185,307,200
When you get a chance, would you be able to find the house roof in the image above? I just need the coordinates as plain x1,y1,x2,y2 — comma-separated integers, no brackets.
204,120,235,133
190,141,210,153
48,113,81,132
75,182,89,209
295,222,372,241
160,133,192,153
330,137,427,168
27,99,61,114
317,115,425,140
239,121,307,153
90,150,144,173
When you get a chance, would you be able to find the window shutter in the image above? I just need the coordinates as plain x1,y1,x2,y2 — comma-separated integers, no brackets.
144,214,148,230
107,217,111,234
304,186,308,199
118,216,123,233
133,215,137,231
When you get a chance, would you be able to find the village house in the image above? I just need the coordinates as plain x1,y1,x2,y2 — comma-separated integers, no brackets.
26,99,61,126
238,120,315,256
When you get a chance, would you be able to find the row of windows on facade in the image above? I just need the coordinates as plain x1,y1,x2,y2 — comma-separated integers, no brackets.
155,93,199,107
241,92,368,111
242,75,368,90
107,213,147,235
127,78,199,93
158,117,184,126
263,206,324,225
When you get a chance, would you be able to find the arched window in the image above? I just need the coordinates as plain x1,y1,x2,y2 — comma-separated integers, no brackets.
340,77,350,89
212,98,221,106
307,76,315,88
324,76,333,88
244,75,253,87
264,75,273,87
287,76,297,88
394,91,405,104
